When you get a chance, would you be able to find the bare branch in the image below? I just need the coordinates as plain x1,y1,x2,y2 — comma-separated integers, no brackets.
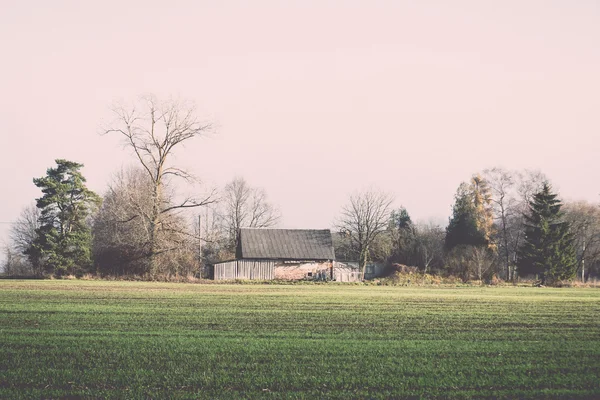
101,95,215,276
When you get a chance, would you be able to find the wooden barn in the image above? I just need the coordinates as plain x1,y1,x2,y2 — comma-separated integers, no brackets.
213,228,341,281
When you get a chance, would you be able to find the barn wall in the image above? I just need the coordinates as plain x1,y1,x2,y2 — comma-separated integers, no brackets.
214,260,274,280
274,261,333,280
215,260,336,281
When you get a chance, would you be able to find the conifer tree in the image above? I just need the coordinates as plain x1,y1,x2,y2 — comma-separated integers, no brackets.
517,183,577,285
445,182,489,250
388,207,416,265
26,160,101,276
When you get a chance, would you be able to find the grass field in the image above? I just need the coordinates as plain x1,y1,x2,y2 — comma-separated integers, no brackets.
0,281,599,399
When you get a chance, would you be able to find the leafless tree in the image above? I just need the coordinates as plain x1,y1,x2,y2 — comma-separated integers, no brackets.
195,204,234,275
10,204,40,253
483,167,517,280
93,167,201,276
93,167,154,275
470,246,497,282
481,168,549,281
2,245,32,276
512,169,549,280
222,177,281,250
336,189,394,280
7,204,41,275
103,96,217,275
413,222,445,274
563,200,600,282
445,245,496,283
516,170,548,205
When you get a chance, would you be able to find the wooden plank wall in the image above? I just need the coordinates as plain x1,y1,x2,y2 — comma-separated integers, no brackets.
214,260,275,280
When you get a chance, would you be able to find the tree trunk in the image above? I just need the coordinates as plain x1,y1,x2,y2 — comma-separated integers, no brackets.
360,246,369,281
148,178,162,277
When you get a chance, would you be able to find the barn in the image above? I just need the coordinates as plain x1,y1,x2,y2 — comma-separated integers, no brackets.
213,228,357,281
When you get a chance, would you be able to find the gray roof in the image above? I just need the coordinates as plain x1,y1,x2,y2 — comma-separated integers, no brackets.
237,228,335,260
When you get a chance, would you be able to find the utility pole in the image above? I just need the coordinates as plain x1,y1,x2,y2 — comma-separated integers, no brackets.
198,214,202,260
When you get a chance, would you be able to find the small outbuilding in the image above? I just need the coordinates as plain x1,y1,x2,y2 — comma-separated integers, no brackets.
213,228,338,280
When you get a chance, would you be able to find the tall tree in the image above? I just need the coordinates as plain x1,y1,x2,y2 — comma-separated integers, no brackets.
93,167,200,277
336,189,394,280
482,167,549,281
445,175,497,281
517,183,577,285
446,175,495,251
26,159,101,276
483,167,517,280
222,177,280,251
388,207,417,266
468,174,495,249
445,182,488,250
103,95,216,275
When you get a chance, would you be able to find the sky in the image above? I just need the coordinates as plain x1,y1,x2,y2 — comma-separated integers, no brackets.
1,0,599,260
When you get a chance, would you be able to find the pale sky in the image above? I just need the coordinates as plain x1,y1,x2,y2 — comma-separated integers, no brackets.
1,0,599,260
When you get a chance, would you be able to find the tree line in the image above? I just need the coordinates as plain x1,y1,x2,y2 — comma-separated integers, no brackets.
3,96,599,285
336,170,600,285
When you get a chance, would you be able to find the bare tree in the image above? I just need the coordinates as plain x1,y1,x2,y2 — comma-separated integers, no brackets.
10,204,40,254
445,245,496,283
481,168,549,281
563,201,600,282
336,189,394,280
2,245,32,276
470,246,497,282
222,177,281,250
483,167,517,280
517,170,548,205
93,167,155,275
8,204,41,275
413,222,445,274
195,204,232,274
512,169,549,280
94,167,201,277
103,96,217,275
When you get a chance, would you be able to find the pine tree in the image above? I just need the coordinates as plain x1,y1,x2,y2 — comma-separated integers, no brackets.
26,160,101,277
517,183,577,285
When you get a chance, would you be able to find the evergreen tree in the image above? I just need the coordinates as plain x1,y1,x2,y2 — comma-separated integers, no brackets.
445,175,495,251
390,207,413,231
26,160,101,276
517,183,577,285
445,182,488,250
388,207,416,265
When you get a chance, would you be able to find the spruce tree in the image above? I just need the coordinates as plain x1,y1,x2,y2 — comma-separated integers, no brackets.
517,183,577,285
26,160,101,277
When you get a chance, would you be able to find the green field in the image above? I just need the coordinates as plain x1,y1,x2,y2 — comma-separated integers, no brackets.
0,281,599,399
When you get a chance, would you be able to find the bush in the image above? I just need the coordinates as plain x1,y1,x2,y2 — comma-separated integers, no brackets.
375,272,464,286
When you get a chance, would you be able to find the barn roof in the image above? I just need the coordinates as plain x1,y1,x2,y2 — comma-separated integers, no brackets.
237,228,335,260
